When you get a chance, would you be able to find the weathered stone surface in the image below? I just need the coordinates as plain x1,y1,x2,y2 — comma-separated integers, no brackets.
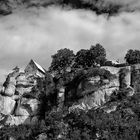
16,74,36,86
0,86,4,93
69,86,119,112
15,98,40,116
9,77,17,85
83,87,118,108
4,84,16,96
16,86,33,95
0,95,16,115
101,66,120,75
81,76,100,89
5,115,30,126
5,115,39,126
15,106,30,116
102,79,110,84
11,95,21,100
3,74,16,96
103,105,117,113
16,74,26,82
119,67,131,88
102,79,120,89
125,86,134,97
35,133,48,140
103,87,119,97
88,76,100,85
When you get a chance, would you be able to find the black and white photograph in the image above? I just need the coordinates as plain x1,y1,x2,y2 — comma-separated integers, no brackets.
0,0,140,140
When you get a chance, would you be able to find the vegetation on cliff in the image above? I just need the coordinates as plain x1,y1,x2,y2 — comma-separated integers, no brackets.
0,44,140,140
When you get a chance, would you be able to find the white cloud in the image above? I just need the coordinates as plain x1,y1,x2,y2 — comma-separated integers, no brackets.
0,6,140,82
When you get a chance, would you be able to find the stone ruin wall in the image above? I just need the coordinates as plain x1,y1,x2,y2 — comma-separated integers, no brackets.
102,64,140,93
102,66,131,88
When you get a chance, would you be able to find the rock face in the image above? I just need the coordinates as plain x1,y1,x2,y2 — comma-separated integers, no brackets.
68,65,138,113
0,95,15,115
69,67,121,112
0,63,140,126
4,76,16,97
0,68,42,126
15,98,40,116
69,77,120,112
5,115,39,126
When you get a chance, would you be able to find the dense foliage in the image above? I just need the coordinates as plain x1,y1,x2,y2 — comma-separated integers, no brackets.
1,93,140,140
125,49,140,65
74,44,106,68
49,48,75,74
1,46,140,140
74,49,94,68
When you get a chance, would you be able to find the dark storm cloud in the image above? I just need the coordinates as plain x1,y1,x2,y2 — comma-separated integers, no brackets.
1,0,140,16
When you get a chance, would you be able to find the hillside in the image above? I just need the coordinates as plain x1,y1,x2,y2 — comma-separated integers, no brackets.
0,59,140,140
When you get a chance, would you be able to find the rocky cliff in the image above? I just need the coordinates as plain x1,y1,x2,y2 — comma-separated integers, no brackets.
0,70,41,127
0,64,139,127
68,66,135,113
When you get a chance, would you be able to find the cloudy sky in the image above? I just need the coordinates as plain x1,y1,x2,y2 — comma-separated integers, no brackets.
0,0,140,82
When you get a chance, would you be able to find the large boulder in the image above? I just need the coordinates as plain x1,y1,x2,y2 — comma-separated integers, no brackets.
4,76,16,96
4,84,16,96
16,74,29,86
15,98,40,116
0,95,16,115
89,87,118,107
69,86,119,112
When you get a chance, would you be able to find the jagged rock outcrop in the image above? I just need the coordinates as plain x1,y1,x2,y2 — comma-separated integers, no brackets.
0,63,139,126
4,76,16,97
69,76,120,113
68,66,133,112
16,74,36,95
0,95,15,115
15,98,40,116
0,67,42,126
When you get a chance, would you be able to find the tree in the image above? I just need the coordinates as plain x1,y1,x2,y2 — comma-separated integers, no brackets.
74,44,106,68
49,48,75,74
90,43,106,66
125,49,140,64
74,49,94,68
